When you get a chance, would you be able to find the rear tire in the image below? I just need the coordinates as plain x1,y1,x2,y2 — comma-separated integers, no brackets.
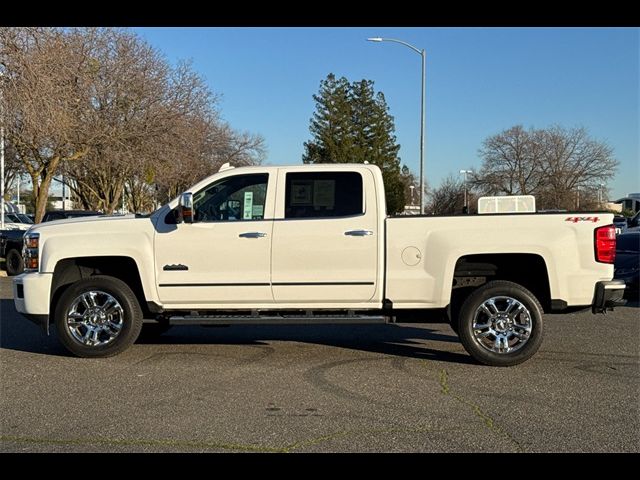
5,248,24,276
54,275,143,358
457,280,544,367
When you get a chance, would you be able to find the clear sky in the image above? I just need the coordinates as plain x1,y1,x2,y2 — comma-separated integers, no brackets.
133,27,639,200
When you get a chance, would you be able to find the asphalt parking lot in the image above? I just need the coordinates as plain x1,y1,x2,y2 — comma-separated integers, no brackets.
1,275,638,453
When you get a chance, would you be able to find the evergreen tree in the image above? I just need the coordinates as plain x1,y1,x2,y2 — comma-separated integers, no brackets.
303,73,406,214
302,74,353,164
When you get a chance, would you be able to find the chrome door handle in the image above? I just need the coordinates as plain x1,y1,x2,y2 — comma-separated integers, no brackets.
239,232,267,238
344,229,374,236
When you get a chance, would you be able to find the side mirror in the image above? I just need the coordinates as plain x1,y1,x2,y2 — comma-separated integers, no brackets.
179,192,194,224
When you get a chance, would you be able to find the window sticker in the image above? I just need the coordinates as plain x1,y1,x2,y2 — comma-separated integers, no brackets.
252,205,264,218
313,179,335,208
291,181,313,205
243,191,254,220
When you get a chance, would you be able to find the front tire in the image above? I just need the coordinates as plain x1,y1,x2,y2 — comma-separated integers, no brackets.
457,280,544,367
5,248,24,276
54,275,143,358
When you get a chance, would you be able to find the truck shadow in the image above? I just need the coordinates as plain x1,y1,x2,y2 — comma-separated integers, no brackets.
140,323,475,364
0,299,473,364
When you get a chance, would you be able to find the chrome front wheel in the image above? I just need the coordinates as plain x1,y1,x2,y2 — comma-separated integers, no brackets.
55,276,143,358
66,291,125,347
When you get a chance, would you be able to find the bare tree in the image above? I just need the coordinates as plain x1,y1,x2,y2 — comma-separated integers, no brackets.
1,28,96,221
474,125,545,196
0,140,24,200
536,126,617,210
151,117,265,206
2,27,266,217
62,31,218,213
474,125,618,210
64,31,266,213
426,175,468,215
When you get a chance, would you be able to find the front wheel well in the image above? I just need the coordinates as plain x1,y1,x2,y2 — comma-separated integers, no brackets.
50,256,149,321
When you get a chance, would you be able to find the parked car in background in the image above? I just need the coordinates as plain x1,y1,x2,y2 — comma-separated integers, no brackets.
614,231,639,299
1,210,101,275
0,229,26,275
1,212,33,231
613,215,628,235
42,210,101,222
5,213,33,225
1,211,32,275
626,211,640,232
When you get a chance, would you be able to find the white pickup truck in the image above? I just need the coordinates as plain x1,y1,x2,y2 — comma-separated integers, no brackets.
12,163,626,366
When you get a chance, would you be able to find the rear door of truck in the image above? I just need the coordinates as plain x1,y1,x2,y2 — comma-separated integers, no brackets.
270,167,380,304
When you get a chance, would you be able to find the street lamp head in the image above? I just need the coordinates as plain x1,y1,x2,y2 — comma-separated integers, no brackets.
367,37,383,42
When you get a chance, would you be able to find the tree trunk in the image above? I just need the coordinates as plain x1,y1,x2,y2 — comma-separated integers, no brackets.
34,173,53,223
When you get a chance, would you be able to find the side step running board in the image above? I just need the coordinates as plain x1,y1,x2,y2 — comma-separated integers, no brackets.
168,314,387,326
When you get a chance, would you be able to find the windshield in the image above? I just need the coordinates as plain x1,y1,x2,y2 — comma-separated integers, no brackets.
5,213,21,223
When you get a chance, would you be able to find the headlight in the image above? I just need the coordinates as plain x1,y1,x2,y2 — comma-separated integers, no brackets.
23,232,40,272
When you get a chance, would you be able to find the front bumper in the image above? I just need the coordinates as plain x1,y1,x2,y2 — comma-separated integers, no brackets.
592,280,627,313
13,272,53,334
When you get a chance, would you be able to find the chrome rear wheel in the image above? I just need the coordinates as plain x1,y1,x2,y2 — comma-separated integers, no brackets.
472,296,533,354
457,280,544,367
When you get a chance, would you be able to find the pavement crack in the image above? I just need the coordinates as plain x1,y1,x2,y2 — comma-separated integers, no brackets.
435,366,525,452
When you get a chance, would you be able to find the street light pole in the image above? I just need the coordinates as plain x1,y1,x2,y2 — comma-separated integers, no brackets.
368,37,426,214
459,169,472,212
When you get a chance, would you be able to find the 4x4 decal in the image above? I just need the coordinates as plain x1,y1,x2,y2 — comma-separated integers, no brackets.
565,216,600,223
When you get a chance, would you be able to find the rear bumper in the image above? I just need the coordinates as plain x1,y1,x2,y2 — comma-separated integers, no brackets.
592,280,627,313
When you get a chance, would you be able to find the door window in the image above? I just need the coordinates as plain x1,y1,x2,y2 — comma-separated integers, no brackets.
284,172,363,219
193,174,268,222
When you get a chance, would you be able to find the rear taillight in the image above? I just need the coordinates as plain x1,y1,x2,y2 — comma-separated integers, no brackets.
594,225,616,264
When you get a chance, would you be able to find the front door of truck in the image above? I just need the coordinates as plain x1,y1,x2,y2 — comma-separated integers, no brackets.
154,172,274,307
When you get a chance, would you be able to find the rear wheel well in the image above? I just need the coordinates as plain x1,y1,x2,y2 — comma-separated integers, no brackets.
50,256,149,321
451,254,551,313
